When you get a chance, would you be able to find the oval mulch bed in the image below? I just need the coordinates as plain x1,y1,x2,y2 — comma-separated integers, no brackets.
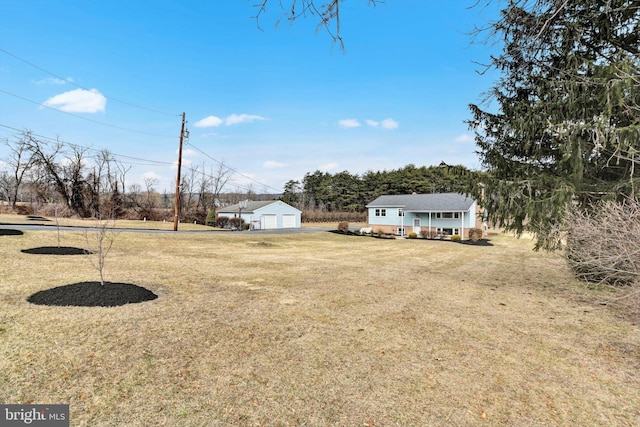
21,246,91,255
27,282,158,307
0,229,24,236
27,215,51,221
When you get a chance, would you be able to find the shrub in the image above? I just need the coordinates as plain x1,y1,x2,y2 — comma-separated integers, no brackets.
215,216,230,228
451,234,461,241
14,204,34,215
566,200,640,286
228,217,244,230
205,209,216,227
469,228,483,242
407,232,418,239
337,222,349,233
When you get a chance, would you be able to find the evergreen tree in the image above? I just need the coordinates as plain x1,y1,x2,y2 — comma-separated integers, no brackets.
470,0,640,249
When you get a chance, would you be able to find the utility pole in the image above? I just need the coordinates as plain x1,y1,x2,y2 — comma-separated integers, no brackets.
173,112,186,231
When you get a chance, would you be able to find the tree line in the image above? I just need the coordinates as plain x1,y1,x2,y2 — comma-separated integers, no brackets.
0,132,239,221
281,164,478,212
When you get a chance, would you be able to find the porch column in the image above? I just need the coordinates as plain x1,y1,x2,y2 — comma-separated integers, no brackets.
461,211,464,240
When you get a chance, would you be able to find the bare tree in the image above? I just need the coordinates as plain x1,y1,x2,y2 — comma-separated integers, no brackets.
181,164,199,213
2,132,36,208
0,171,11,204
26,136,95,217
94,149,127,218
252,0,383,49
202,160,233,216
84,215,118,286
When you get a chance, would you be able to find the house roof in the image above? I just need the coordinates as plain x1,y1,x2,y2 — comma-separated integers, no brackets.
366,193,475,212
218,200,300,214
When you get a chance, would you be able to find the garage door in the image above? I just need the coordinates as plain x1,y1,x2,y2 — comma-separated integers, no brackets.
261,214,277,229
282,214,296,228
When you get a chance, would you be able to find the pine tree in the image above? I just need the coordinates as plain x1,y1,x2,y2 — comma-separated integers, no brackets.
205,209,216,227
470,0,640,249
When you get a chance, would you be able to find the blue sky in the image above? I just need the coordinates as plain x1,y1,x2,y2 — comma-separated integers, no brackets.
0,0,500,194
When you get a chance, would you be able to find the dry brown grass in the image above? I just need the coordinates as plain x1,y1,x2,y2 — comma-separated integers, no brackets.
0,226,639,426
0,213,220,231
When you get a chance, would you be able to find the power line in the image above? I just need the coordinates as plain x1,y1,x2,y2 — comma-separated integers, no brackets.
186,141,282,193
0,47,177,117
0,88,175,139
0,123,278,194
0,123,170,164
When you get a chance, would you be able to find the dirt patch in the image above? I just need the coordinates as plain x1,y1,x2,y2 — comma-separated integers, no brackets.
27,282,158,307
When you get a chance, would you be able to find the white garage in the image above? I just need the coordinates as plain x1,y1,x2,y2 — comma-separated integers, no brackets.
218,200,302,230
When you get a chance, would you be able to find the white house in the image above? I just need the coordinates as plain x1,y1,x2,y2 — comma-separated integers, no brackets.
217,200,302,230
366,193,484,239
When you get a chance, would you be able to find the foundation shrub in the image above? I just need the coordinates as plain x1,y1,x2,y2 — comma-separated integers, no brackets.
469,228,483,242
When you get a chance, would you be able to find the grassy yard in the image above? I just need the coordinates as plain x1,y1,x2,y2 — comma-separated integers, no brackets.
0,221,638,426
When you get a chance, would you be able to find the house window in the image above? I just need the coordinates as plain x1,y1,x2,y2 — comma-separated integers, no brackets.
375,208,386,217
398,209,404,217
397,227,405,236
436,212,460,219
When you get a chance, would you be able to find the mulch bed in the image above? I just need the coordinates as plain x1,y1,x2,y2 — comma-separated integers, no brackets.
27,282,158,307
27,215,51,221
0,229,24,236
330,230,494,245
21,246,91,255
457,239,494,247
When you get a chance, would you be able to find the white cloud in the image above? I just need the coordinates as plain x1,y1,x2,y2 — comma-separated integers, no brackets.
319,162,339,171
59,156,95,169
225,113,266,125
380,118,399,130
338,119,361,129
194,116,224,128
357,118,398,129
182,149,197,157
34,77,74,85
263,160,286,169
170,157,193,170
42,88,106,113
143,171,162,181
194,113,266,128
455,133,474,143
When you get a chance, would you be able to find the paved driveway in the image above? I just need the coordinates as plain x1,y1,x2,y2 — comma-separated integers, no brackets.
0,223,331,234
